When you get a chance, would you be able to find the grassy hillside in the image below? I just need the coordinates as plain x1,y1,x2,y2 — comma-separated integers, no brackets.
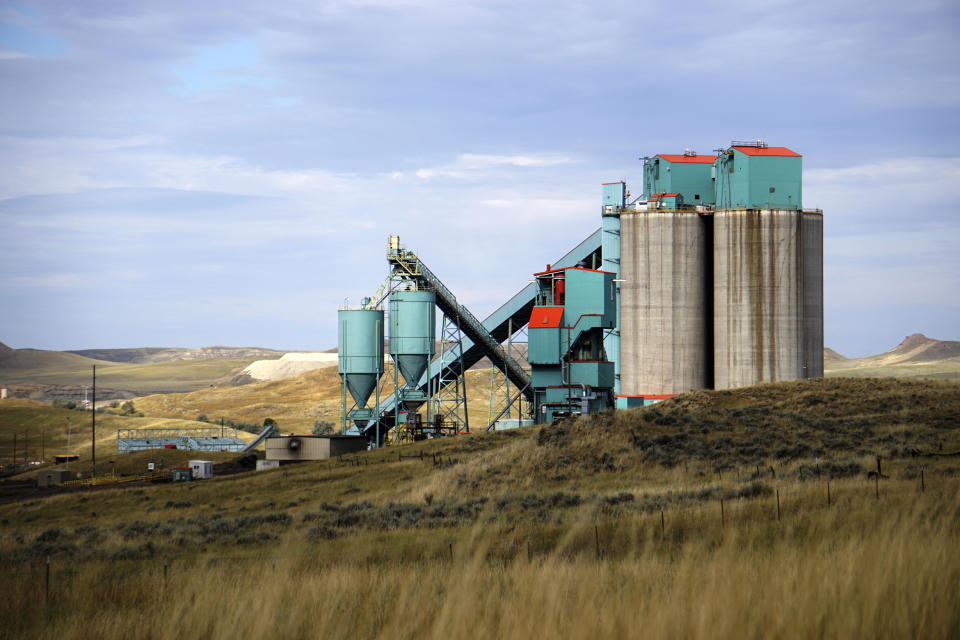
0,351,264,395
1,377,958,638
0,399,254,472
134,365,504,433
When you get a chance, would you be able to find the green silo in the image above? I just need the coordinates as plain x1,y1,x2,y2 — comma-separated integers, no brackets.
338,309,385,410
389,290,436,386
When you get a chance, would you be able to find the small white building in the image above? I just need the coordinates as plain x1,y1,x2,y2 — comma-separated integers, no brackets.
189,459,214,480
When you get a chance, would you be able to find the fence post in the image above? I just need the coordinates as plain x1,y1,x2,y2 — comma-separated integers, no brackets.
594,524,601,561
720,498,725,528
660,511,665,539
448,539,454,563
45,554,50,604
921,468,925,492
776,489,781,522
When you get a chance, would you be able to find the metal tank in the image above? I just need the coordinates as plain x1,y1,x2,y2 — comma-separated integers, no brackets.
714,209,810,389
802,211,824,378
389,289,436,386
619,210,711,396
337,309,384,410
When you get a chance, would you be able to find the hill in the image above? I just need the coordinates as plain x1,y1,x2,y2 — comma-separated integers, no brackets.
826,333,960,381
0,344,274,396
0,399,255,472
1,377,958,638
66,345,287,364
133,365,502,433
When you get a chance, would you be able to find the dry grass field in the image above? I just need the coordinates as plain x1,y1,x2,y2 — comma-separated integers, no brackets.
1,377,959,639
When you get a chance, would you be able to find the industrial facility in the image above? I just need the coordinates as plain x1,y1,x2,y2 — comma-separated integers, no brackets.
338,141,823,443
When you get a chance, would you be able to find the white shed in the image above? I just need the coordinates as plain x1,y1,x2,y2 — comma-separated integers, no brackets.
189,460,214,479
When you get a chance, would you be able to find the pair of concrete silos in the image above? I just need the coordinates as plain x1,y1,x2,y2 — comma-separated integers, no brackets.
619,207,823,395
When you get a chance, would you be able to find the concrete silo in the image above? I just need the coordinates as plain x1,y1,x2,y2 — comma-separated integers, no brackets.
619,209,712,397
801,210,824,378
712,143,821,389
713,209,805,388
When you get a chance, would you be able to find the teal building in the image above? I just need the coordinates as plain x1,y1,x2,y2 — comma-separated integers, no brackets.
643,153,717,206
527,266,616,423
714,144,802,209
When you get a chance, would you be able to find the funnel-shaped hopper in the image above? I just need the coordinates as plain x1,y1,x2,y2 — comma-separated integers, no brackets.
344,373,378,409
338,309,384,409
395,354,428,389
389,290,436,386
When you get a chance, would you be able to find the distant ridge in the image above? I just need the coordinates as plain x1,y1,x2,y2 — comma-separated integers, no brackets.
823,347,847,364
826,333,960,381
66,345,287,364
0,341,12,353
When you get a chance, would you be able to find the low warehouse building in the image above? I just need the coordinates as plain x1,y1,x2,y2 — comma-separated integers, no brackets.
265,435,367,462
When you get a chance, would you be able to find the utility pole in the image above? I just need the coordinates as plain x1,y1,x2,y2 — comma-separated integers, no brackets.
91,365,96,477
12,433,16,468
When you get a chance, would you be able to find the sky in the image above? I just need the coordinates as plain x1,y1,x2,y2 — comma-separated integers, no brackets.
1,0,958,358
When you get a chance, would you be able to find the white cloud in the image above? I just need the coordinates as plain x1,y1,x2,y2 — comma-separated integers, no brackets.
414,153,574,180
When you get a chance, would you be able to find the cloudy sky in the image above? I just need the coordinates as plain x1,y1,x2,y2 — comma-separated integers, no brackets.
1,0,958,357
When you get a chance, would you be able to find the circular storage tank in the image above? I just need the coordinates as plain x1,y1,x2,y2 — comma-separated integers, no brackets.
714,209,811,389
620,210,710,396
389,290,436,386
338,309,384,409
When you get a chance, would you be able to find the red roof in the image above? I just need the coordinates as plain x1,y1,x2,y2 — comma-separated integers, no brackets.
657,154,717,164
648,193,680,200
532,266,613,276
732,146,800,157
529,306,563,328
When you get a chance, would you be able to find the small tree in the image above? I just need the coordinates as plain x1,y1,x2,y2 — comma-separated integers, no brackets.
312,420,335,435
262,417,277,433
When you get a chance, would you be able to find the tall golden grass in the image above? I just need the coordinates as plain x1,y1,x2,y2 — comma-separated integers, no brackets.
4,477,957,640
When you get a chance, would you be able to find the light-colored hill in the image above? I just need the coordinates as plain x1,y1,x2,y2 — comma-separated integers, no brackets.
66,345,287,364
240,352,339,382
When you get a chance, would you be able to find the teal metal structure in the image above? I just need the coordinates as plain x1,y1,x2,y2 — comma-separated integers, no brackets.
601,182,623,396
714,143,802,210
117,427,247,453
352,230,603,437
338,308,384,441
527,266,616,423
643,153,717,205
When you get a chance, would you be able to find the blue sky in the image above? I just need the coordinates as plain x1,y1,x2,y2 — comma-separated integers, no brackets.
1,0,958,357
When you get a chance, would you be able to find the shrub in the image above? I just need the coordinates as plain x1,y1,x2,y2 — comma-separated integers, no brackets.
313,420,335,435
52,397,77,410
